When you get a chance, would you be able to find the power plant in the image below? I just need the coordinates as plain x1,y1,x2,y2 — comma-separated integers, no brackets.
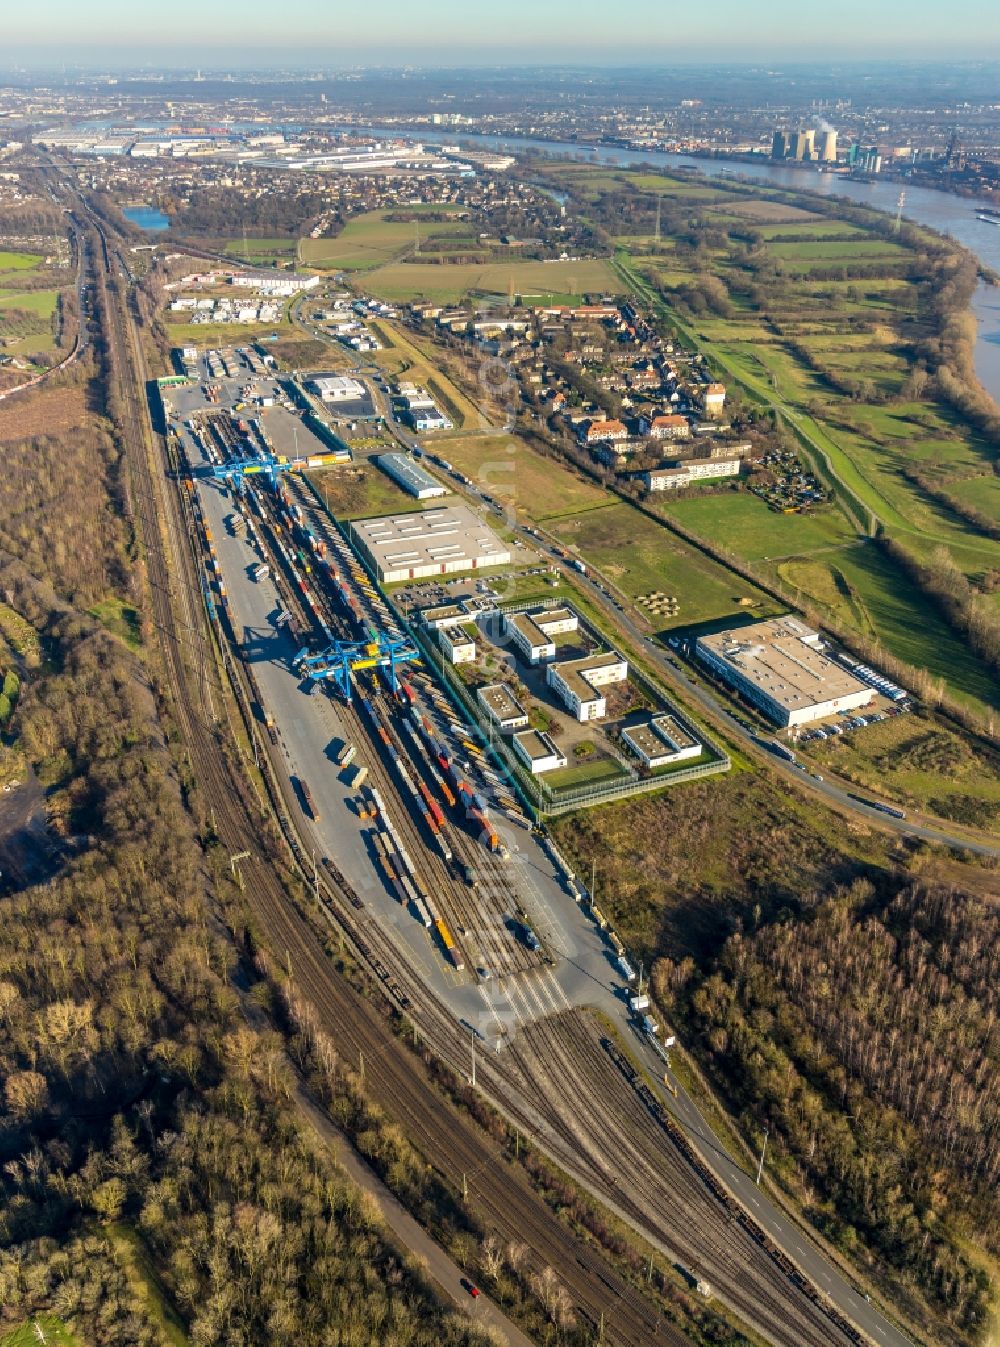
771,124,837,163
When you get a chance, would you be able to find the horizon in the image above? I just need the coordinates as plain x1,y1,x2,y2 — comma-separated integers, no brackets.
3,0,1000,69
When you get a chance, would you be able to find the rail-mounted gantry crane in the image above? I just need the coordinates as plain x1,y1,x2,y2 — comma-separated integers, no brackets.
293,631,418,700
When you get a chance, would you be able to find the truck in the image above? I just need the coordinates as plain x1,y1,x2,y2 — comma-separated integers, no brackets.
572,559,587,575
617,956,636,983
520,924,541,952
298,779,318,821
253,563,270,582
227,511,246,535
338,743,357,767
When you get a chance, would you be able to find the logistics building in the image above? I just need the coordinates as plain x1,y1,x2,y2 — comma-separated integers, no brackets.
307,374,366,402
352,505,511,584
229,271,319,294
477,683,530,733
375,452,450,500
695,617,874,727
546,650,628,722
623,715,702,767
513,729,568,775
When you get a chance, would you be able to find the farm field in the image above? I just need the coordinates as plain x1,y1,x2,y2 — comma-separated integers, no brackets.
661,491,854,561
0,288,59,319
362,257,621,304
0,249,45,271
299,210,473,270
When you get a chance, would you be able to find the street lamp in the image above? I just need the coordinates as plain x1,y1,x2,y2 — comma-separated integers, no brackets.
756,1126,769,1186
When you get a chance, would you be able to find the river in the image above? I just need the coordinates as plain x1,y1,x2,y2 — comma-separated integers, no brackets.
353,126,1000,401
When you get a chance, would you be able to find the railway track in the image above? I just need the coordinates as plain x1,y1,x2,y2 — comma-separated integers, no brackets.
195,421,880,1347
78,209,713,1346
232,452,874,1347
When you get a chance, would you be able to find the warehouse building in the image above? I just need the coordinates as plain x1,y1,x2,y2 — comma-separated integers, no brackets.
546,650,628,722
504,606,580,664
229,270,319,294
695,617,874,727
375,453,450,500
307,374,366,402
623,715,702,768
477,683,530,733
352,504,511,584
513,729,567,775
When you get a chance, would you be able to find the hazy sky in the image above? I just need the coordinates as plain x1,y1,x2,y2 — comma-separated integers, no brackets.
4,0,999,65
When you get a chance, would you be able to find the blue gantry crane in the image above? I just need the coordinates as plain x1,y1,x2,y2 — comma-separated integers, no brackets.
294,631,418,700
208,450,295,492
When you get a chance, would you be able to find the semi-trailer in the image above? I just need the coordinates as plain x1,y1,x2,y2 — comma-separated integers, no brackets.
298,778,319,821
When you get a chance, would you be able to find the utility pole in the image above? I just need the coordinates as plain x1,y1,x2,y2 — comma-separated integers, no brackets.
894,190,906,234
230,849,250,890
311,849,319,902
756,1126,769,1186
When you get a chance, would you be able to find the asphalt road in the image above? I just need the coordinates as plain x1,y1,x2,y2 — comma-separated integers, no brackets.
271,311,958,1345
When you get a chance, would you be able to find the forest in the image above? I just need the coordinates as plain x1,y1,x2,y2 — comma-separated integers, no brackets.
654,876,997,1342
0,275,500,1347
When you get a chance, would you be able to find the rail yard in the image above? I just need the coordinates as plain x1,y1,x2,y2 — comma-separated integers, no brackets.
152,343,912,1347
51,154,915,1347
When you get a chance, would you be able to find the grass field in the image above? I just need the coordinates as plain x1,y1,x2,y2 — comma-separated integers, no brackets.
363,258,621,304
89,597,142,650
803,713,1000,834
222,237,298,263
300,211,473,271
109,1222,190,1346
165,320,283,346
0,250,44,271
547,500,781,628
432,432,611,520
544,757,628,790
662,491,854,561
0,288,59,316
767,239,907,261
